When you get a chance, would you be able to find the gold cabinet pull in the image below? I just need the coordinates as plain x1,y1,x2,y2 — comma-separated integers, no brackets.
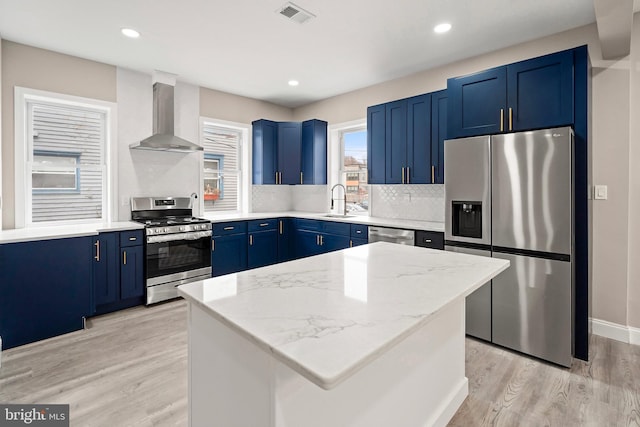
431,165,435,183
279,172,283,184
407,167,410,184
509,107,513,131
212,239,215,251
94,240,100,261
249,235,254,246
300,171,303,184
123,250,127,265
279,220,283,234
500,109,504,132
350,240,353,248
275,171,278,184
320,235,324,246
401,167,405,184
223,226,234,231
259,223,269,227
316,235,320,245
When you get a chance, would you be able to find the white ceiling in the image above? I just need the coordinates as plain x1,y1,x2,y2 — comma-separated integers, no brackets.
0,0,607,108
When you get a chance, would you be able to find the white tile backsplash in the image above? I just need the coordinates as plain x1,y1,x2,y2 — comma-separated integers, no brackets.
292,185,328,213
251,185,328,213
370,184,444,222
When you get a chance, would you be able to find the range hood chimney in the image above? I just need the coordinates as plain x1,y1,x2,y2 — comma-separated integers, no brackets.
129,82,203,153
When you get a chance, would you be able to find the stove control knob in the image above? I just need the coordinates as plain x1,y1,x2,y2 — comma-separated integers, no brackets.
164,227,169,233
180,226,186,231
147,229,154,235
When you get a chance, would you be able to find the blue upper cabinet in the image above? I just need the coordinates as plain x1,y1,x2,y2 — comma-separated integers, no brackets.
253,119,326,185
252,119,278,185
301,119,327,185
385,99,408,184
507,50,574,131
447,66,507,138
277,122,302,184
447,49,574,138
407,94,432,184
431,90,447,184
367,104,386,184
368,92,438,184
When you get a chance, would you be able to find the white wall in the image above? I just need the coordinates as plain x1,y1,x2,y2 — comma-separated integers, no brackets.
116,68,201,221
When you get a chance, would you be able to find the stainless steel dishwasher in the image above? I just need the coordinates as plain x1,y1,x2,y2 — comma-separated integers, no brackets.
368,226,415,245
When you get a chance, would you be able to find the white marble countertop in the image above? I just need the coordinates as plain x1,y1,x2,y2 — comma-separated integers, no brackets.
204,211,445,232
178,242,509,390
0,221,144,244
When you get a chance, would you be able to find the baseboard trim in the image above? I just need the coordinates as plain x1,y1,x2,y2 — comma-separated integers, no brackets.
591,318,640,345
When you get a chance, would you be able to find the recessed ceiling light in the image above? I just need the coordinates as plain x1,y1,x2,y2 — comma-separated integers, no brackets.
288,80,299,87
434,23,452,34
121,28,140,38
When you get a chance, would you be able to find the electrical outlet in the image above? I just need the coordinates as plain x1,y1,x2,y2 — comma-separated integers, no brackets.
594,185,608,200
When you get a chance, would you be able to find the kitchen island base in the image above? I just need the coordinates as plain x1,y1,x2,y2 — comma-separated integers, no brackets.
188,298,468,427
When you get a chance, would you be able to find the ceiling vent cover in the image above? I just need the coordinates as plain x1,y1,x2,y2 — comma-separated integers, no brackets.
277,2,315,24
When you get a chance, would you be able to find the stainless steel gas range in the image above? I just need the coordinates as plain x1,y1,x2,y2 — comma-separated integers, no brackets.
131,197,212,305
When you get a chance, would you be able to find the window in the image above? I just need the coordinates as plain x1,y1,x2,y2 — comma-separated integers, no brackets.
15,88,114,226
341,128,368,215
32,152,80,192
201,122,242,212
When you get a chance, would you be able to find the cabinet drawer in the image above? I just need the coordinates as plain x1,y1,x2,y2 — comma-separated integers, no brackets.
350,224,368,238
212,221,247,236
322,221,351,237
120,230,144,247
248,219,277,232
294,218,323,232
415,230,444,250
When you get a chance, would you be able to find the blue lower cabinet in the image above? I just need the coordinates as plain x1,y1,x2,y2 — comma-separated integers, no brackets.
321,233,350,252
93,230,145,316
350,238,368,247
212,233,247,276
295,229,325,258
277,218,294,262
120,245,144,299
0,237,92,350
248,229,278,269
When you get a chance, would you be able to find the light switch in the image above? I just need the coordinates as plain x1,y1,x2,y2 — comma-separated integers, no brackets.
594,185,608,200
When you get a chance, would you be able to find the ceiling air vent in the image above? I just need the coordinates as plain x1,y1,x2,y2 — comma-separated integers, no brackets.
277,2,315,24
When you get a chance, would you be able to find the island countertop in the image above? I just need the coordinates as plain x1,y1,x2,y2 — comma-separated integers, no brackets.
178,242,509,390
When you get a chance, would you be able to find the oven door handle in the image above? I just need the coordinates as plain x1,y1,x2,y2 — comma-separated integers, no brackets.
147,231,212,243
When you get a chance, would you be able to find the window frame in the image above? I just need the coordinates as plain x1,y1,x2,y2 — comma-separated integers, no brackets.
198,117,250,216
14,87,118,228
329,119,369,217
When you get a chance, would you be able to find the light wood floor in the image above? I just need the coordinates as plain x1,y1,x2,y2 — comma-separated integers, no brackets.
1,300,639,426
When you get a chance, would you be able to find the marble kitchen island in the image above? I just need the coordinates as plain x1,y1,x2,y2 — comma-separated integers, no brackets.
178,242,509,427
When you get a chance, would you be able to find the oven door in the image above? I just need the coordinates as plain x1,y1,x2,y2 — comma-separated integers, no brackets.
146,232,212,281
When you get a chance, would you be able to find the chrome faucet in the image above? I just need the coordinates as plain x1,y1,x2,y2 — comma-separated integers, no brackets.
330,184,347,216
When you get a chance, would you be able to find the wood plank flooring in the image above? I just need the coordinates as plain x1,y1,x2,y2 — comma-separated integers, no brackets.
1,300,639,426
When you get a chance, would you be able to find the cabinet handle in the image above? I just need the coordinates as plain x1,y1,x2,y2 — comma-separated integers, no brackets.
223,226,234,231
509,107,513,131
316,235,320,245
94,240,100,262
279,220,283,235
356,230,362,234
401,167,405,184
425,239,432,243
279,172,283,185
250,235,254,246
350,240,353,248
212,240,215,251
431,165,435,183
300,171,303,184
123,251,127,265
320,235,324,246
129,237,137,241
500,109,504,132
275,172,278,184
407,167,410,184
259,223,269,227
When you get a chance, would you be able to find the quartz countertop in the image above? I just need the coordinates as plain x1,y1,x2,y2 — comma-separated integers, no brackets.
178,242,509,389
0,221,144,244
204,211,444,232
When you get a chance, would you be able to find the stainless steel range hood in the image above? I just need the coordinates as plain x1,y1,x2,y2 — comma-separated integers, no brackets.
129,82,203,153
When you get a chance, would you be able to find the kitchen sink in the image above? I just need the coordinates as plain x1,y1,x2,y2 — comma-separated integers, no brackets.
323,214,355,218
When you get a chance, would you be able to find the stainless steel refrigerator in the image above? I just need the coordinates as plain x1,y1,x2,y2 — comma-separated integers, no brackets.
444,127,573,367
